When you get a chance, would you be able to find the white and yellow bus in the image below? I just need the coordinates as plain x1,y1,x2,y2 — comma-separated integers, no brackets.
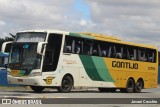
1,30,158,93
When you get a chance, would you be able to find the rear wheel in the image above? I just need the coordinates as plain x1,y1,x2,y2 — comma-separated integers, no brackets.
30,86,45,93
57,76,73,93
120,78,135,93
126,78,135,93
98,88,117,93
134,79,143,93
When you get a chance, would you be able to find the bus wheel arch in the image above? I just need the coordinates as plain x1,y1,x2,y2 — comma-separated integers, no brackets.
134,78,144,93
57,73,74,93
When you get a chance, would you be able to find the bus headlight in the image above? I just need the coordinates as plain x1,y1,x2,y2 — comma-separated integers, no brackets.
29,72,42,77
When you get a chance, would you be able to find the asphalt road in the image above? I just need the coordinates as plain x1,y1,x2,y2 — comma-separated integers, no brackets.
0,85,160,107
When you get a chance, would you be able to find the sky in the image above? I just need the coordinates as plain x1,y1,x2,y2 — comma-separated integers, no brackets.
0,0,160,49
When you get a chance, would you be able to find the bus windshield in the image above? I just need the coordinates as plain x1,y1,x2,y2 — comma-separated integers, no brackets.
9,43,41,70
15,32,47,42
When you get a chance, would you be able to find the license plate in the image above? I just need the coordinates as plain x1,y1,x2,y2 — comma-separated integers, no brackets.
11,70,19,76
17,79,23,82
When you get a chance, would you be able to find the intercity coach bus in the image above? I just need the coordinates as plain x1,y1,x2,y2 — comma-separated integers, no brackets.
1,30,158,93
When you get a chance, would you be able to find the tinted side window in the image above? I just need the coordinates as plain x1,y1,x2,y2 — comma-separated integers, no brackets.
64,36,83,54
63,36,157,63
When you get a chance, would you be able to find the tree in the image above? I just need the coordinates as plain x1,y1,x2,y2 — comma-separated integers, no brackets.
0,33,15,51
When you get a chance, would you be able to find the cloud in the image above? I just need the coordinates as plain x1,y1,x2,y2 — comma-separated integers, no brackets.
0,0,97,38
80,19,87,26
0,20,5,26
85,0,160,49
0,0,160,50
0,0,81,36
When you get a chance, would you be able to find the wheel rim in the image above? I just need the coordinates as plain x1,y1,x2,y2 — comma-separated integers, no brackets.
136,81,143,91
62,79,70,90
128,80,134,89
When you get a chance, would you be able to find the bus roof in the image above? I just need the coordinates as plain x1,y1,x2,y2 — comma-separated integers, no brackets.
18,30,69,34
69,32,157,50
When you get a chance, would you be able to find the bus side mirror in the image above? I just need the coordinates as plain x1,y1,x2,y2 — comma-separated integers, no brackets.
1,41,13,53
37,42,47,55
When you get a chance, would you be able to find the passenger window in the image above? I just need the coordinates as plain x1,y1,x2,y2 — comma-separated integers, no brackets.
74,40,83,54
64,36,73,53
63,36,157,63
127,48,137,60
83,39,94,55
64,36,84,54
115,46,123,58
148,51,155,62
99,42,109,57
108,46,116,58
92,45,98,56
138,50,147,61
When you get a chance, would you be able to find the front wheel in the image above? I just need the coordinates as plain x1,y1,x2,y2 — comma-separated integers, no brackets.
30,86,45,93
57,76,73,93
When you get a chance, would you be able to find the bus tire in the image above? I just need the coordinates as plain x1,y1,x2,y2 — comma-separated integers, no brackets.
134,79,143,93
98,88,117,93
57,76,73,93
30,86,45,93
126,78,135,93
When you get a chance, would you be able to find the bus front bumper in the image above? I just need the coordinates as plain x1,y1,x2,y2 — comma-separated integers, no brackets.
7,75,60,86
